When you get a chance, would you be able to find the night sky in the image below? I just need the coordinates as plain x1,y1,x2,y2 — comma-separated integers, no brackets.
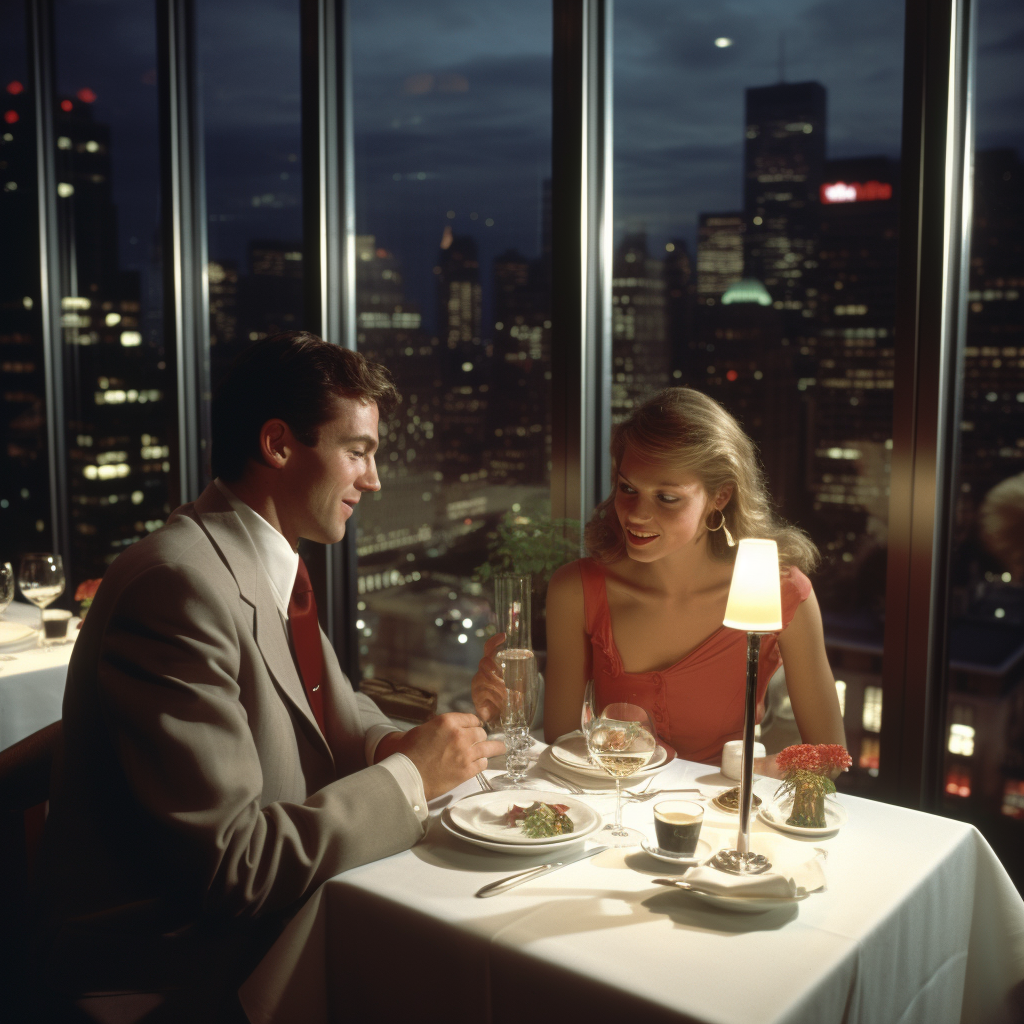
5,0,1023,333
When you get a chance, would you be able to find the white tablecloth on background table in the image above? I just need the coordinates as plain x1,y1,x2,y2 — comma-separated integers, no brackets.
240,752,1024,1024
0,601,74,751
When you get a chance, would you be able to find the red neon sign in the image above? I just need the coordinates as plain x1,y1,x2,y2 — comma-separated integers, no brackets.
820,180,893,204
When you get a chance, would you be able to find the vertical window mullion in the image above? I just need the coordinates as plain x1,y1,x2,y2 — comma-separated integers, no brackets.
551,0,613,529
301,0,359,675
157,0,207,505
28,0,71,573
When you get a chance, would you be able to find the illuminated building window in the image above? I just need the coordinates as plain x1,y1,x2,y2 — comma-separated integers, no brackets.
858,737,879,774
862,686,883,733
1001,780,1024,820
834,680,847,717
944,766,971,799
948,724,975,757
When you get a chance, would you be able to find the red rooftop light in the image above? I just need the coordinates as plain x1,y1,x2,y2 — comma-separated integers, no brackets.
60,99,73,112
76,87,97,103
4,110,18,124
6,81,24,95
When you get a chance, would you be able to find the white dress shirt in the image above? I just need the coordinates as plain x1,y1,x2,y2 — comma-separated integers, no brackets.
213,479,427,821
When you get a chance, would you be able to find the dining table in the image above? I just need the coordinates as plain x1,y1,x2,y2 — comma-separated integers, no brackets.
239,742,1024,1024
0,600,76,752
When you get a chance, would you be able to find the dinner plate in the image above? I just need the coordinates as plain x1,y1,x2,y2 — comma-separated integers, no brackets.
550,732,671,779
640,837,711,866
758,797,848,837
448,790,603,846
0,621,38,647
440,808,593,855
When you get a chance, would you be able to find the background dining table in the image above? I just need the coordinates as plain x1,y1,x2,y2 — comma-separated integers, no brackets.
240,744,1024,1024
0,601,75,752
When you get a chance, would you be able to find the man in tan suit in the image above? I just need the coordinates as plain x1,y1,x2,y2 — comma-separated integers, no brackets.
36,333,503,1021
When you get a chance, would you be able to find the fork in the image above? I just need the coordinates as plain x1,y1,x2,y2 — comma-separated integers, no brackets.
541,767,655,798
621,787,704,803
476,772,494,793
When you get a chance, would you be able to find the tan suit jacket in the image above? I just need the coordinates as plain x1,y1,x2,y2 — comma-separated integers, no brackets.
37,484,424,999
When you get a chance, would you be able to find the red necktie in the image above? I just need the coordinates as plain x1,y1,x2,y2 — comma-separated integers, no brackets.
288,557,326,735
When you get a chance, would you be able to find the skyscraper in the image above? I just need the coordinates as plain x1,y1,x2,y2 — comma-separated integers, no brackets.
611,231,668,423
809,155,900,586
696,213,744,302
743,82,826,313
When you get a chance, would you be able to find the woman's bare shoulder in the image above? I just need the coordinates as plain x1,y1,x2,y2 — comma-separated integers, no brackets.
548,559,586,598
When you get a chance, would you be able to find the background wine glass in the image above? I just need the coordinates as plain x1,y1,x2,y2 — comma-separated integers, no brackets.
18,554,65,633
585,702,658,847
0,562,14,617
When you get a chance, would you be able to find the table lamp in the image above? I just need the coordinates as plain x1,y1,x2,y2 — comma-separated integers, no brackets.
712,538,782,874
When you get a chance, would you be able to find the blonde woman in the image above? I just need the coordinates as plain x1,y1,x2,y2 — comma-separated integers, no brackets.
473,388,845,775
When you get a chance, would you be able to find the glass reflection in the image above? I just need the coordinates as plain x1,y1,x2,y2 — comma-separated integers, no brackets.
941,0,1024,886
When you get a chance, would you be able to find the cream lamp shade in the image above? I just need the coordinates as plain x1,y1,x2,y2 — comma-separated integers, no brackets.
723,538,782,632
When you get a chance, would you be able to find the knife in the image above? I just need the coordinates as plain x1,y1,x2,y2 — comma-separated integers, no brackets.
474,844,610,898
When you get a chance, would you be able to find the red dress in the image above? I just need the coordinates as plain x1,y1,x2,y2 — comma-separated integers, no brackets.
578,558,812,763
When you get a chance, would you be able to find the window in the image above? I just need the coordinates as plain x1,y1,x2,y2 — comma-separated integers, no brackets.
614,0,903,789
54,0,174,588
197,0,305,422
351,0,552,708
0,0,51,570
941,0,1024,867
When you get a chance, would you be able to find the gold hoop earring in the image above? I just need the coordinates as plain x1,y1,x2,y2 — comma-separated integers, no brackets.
706,508,736,547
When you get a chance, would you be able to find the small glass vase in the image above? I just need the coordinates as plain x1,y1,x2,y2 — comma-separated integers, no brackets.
788,778,827,828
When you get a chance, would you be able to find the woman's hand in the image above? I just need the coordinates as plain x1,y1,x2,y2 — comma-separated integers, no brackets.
471,633,507,724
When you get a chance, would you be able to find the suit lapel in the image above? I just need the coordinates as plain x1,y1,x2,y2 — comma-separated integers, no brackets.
190,485,334,765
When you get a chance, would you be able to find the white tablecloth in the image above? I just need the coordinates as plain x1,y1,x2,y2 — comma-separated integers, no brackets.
0,602,73,751
240,753,1024,1024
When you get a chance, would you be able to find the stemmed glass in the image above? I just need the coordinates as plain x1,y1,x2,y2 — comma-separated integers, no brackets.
18,554,65,634
489,574,539,789
0,562,14,617
585,701,658,847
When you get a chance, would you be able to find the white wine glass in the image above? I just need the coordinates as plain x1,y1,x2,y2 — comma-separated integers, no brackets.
0,562,14,617
18,554,65,634
585,701,658,847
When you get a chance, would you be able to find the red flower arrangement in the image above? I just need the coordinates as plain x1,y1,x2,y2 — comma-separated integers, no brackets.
776,744,852,776
775,743,852,828
74,578,102,621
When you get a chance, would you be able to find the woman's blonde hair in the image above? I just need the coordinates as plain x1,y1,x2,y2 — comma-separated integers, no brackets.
585,387,819,573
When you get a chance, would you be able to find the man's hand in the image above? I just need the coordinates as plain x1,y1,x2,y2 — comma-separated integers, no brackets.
377,713,506,800
470,633,507,725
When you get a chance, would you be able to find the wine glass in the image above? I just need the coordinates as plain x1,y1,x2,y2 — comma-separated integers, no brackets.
585,701,658,847
489,574,539,789
18,554,65,633
0,562,14,617
581,678,596,733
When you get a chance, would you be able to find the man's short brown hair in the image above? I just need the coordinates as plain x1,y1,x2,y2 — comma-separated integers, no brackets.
211,331,400,481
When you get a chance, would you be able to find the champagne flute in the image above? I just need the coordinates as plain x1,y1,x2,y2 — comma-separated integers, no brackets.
0,562,13,617
490,574,539,789
18,554,65,633
585,701,658,847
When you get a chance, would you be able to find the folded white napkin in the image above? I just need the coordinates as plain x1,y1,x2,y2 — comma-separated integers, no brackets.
682,848,827,898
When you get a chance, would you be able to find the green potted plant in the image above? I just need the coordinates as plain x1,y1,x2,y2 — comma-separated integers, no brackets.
475,503,579,653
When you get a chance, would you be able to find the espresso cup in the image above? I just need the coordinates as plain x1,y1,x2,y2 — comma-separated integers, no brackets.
42,609,72,642
653,800,704,855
